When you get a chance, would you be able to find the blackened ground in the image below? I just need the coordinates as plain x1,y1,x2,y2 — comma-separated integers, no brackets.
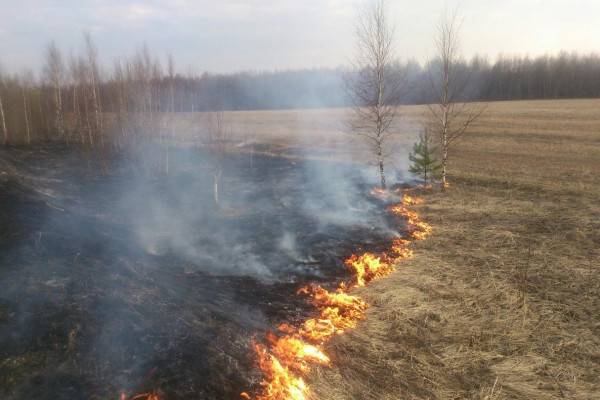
0,144,405,400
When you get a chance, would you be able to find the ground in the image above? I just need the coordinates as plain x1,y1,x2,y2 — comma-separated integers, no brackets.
0,143,399,399
307,99,600,399
1,99,599,399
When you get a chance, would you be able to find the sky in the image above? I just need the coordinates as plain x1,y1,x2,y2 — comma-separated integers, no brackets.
0,0,599,75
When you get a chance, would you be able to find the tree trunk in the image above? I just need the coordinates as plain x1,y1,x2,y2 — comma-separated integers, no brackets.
74,85,84,144
441,129,448,191
213,171,221,206
23,88,31,145
39,93,49,140
378,149,386,190
167,81,174,175
84,87,94,146
0,92,7,146
89,69,103,148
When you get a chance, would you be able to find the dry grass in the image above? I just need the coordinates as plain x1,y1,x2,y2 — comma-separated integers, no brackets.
295,99,600,399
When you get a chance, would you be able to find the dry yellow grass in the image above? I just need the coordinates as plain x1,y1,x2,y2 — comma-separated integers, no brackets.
242,99,599,399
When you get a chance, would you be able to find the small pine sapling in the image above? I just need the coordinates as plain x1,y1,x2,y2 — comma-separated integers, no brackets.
409,130,442,185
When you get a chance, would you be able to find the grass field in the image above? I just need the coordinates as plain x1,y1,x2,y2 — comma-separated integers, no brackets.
2,99,598,399
271,99,600,399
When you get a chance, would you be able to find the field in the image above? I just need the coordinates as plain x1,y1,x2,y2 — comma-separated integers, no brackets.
299,99,600,399
129,99,600,398
1,99,599,399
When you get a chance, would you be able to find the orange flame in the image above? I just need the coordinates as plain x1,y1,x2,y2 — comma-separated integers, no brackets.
389,195,432,241
344,253,394,287
402,194,423,206
391,238,414,259
298,285,368,340
240,189,432,400
122,190,432,400
127,393,160,400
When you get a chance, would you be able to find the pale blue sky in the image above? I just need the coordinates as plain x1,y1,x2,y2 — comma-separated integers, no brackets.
0,0,598,74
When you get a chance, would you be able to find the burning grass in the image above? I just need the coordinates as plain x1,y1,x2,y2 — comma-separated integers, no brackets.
241,192,431,400
1,146,405,400
2,99,599,399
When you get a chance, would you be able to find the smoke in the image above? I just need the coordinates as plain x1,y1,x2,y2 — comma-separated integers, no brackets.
0,95,417,398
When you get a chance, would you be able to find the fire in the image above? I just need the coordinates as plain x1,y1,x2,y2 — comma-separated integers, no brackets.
114,189,432,400
245,283,372,399
298,285,368,339
241,189,432,400
344,253,394,287
388,195,432,241
391,238,414,259
402,194,423,206
251,342,309,400
267,334,330,369
125,393,160,400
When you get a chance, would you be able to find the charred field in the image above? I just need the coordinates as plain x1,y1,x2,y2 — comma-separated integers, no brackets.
0,143,408,400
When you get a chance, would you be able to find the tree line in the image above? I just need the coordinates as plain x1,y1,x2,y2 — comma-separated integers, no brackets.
1,36,600,147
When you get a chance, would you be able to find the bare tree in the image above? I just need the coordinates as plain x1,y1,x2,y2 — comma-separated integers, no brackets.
77,56,95,147
84,33,103,147
0,68,7,146
20,71,34,144
112,59,129,149
427,9,485,190
347,0,401,190
69,55,85,144
166,53,175,175
44,41,66,140
203,111,230,206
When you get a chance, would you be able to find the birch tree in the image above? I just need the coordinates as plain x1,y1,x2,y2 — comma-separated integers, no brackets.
204,111,230,206
427,9,485,190
84,33,103,147
113,59,129,148
0,68,7,146
44,41,66,140
165,53,175,174
20,71,34,144
347,0,402,190
69,55,85,144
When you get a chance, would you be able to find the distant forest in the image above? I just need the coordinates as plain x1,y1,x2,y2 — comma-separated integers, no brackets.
1,45,600,145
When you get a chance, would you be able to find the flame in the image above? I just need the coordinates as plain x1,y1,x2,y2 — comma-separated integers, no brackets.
242,188,433,400
344,253,394,287
391,238,414,259
252,342,309,400
117,189,432,400
388,195,432,241
299,285,368,339
116,188,431,400
127,393,160,400
402,194,423,206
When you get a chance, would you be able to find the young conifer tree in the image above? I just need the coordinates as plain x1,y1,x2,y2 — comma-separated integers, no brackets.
409,130,442,185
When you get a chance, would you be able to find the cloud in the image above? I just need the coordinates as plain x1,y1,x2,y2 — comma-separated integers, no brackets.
0,0,599,75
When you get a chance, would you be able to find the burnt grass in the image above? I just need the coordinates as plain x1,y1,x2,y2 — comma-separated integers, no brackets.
0,144,405,400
